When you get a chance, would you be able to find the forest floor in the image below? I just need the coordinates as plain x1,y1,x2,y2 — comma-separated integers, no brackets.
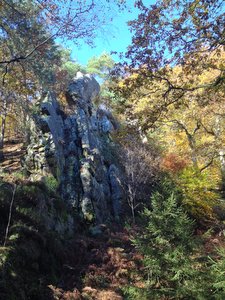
48,227,225,300
47,226,225,300
49,226,142,300
0,140,25,173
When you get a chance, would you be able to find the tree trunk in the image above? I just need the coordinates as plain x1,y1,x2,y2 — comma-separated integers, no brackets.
0,116,6,161
187,134,198,169
219,150,225,195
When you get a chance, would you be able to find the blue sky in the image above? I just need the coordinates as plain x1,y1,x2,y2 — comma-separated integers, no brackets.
64,1,155,65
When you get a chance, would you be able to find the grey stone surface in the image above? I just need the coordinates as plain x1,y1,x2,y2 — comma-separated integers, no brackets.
23,74,122,223
108,164,122,219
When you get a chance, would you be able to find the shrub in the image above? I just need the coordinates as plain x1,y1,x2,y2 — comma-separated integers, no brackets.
131,187,207,299
161,152,188,174
118,139,160,222
177,167,220,226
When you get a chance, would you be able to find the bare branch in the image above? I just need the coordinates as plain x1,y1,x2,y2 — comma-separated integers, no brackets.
200,155,218,172
3,184,17,247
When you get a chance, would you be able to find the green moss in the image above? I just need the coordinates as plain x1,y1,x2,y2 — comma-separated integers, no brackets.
42,175,59,192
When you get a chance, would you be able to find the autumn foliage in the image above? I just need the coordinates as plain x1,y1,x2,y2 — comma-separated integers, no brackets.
161,153,188,174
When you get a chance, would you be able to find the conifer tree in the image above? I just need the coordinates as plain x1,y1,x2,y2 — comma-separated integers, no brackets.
131,181,206,299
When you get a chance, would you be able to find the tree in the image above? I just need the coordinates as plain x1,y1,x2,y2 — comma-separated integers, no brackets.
126,0,224,72
131,183,206,299
0,78,32,162
0,1,60,85
0,0,125,80
61,53,86,81
0,40,47,159
87,52,115,79
0,88,17,161
112,50,225,173
113,0,225,118
210,248,225,298
116,137,159,223
112,59,225,225
0,92,9,161
59,51,115,82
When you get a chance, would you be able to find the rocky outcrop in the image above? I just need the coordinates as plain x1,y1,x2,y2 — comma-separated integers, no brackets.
23,73,122,223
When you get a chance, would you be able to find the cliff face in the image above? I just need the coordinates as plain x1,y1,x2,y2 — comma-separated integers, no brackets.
23,74,122,223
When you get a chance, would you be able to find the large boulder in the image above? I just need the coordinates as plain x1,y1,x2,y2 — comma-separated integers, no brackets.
23,73,122,224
